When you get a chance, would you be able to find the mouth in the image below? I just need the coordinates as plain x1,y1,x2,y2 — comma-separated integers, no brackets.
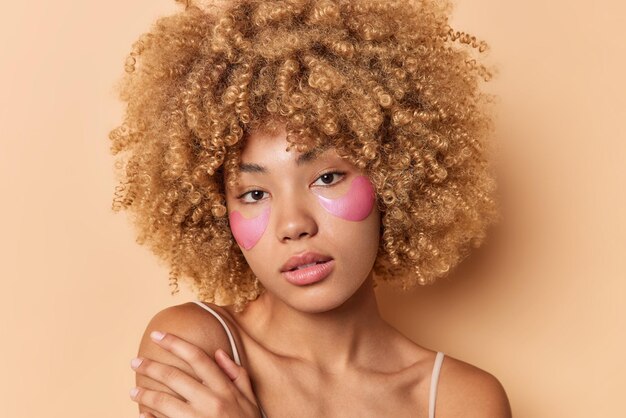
281,259,335,286
280,251,333,273
287,260,329,272
279,251,335,285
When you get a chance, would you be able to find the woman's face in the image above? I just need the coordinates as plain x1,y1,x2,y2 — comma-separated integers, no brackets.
224,127,381,313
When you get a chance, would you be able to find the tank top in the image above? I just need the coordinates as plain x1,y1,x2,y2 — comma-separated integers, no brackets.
192,300,445,418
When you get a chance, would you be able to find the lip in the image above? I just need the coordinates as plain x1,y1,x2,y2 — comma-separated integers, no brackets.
281,259,335,286
280,251,334,273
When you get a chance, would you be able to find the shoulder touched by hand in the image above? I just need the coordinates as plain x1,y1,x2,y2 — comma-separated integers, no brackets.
133,302,247,418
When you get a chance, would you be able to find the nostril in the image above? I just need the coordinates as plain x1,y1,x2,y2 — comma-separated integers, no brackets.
279,217,318,242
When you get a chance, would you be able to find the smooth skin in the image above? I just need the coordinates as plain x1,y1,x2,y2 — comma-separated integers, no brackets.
131,127,512,417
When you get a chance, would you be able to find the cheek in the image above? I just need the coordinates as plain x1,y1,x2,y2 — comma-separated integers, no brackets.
228,206,271,250
315,175,375,221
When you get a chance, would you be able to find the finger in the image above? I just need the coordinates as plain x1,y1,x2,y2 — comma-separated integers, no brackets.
215,348,257,405
130,386,192,418
149,331,232,393
131,357,208,403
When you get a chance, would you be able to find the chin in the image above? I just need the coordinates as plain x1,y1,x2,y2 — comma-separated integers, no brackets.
285,282,365,314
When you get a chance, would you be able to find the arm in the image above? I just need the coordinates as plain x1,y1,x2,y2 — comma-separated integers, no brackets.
133,302,236,418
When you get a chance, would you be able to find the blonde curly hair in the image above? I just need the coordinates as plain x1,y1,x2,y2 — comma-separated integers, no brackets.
109,0,500,312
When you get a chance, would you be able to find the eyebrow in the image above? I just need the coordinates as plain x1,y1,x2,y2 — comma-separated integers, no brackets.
239,148,322,174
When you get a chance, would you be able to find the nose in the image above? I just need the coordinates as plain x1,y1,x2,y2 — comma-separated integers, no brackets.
275,194,319,243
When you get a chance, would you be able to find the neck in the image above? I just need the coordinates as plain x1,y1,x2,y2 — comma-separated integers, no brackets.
246,275,394,373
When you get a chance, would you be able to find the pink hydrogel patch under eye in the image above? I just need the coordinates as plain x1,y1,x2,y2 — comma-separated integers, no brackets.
315,175,375,221
229,205,271,250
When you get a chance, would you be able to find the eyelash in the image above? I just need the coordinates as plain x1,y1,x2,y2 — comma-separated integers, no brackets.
237,171,347,204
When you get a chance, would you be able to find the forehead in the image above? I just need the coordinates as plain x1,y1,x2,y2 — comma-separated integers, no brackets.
238,129,338,170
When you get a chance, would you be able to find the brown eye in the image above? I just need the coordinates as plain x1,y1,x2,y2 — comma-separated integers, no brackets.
320,173,334,184
250,191,264,200
239,190,268,204
313,171,345,186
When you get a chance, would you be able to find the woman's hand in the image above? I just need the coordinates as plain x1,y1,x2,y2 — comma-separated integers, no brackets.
129,330,262,418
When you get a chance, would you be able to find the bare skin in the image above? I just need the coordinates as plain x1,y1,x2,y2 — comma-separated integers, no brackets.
134,127,512,417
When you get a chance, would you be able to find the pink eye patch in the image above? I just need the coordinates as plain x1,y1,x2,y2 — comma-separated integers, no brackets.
229,206,270,250
315,175,375,221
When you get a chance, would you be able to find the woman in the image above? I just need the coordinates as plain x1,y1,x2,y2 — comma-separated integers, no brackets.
109,0,511,416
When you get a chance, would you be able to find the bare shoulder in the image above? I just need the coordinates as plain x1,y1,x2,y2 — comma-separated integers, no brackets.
435,354,512,418
136,301,234,366
133,302,235,413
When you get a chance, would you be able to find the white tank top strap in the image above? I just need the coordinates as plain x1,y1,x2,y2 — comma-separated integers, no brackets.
428,351,445,418
191,300,242,366
192,301,269,418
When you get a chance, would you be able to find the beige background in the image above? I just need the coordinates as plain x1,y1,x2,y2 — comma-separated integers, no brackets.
1,0,624,417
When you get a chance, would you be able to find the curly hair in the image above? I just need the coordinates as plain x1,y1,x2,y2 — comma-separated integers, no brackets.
108,0,499,312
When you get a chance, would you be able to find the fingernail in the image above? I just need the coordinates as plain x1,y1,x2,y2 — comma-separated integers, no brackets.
129,387,139,398
150,330,165,341
139,414,147,418
218,349,232,361
130,357,143,369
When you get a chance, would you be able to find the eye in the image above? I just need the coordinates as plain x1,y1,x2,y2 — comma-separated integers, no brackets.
312,171,346,186
238,190,268,204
